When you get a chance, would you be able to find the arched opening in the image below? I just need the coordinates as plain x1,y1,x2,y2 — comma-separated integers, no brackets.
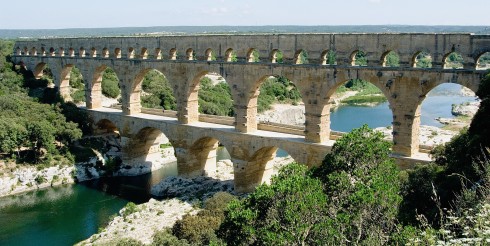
328,79,392,140
33,62,47,79
443,52,464,69
49,47,55,56
68,48,75,57
270,49,284,64
186,48,195,61
382,51,400,67
114,48,121,58
193,72,233,117
94,119,119,135
90,66,121,109
233,146,296,192
205,48,215,61
101,48,109,58
225,48,237,62
90,47,97,57
127,47,135,59
79,47,86,57
31,47,37,56
140,69,177,111
320,50,336,65
58,64,84,103
255,76,303,129
351,50,367,66
23,47,29,56
476,52,490,70
155,48,162,60
59,47,65,57
418,83,479,151
413,51,432,68
15,47,21,56
169,48,177,60
141,48,148,59
123,127,176,175
247,48,260,62
181,137,231,178
40,47,46,56
294,49,308,64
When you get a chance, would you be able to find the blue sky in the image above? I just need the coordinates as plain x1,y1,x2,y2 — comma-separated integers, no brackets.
1,0,489,29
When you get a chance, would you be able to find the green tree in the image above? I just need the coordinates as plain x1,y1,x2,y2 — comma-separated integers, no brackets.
101,67,120,98
218,163,328,245
141,70,176,110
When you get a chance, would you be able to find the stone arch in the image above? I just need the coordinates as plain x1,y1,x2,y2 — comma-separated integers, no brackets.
443,51,464,69
141,48,148,59
102,48,109,58
294,49,308,64
178,136,229,177
246,48,259,62
128,47,135,59
350,50,367,66
323,75,394,139
15,47,21,56
320,50,336,65
186,48,194,60
23,47,29,56
136,68,177,111
476,51,490,70
155,48,162,60
31,47,37,56
169,48,177,60
122,126,175,174
270,49,283,63
187,70,233,121
412,51,433,68
225,48,236,62
381,50,400,67
416,82,479,152
40,47,46,56
94,119,120,135
49,47,55,56
90,47,97,57
88,64,118,109
79,47,86,57
114,48,122,58
33,62,47,79
68,48,75,57
59,47,65,57
205,48,214,61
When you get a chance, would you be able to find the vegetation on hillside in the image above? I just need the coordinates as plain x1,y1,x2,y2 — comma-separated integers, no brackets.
0,39,85,166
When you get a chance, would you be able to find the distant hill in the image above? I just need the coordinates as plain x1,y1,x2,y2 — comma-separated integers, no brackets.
1,25,490,39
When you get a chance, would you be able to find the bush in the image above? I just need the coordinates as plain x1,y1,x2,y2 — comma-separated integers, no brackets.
103,238,144,246
151,229,190,246
101,68,120,98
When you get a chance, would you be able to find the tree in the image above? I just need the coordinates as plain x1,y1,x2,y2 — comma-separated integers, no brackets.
101,67,120,98
218,163,328,245
311,125,401,244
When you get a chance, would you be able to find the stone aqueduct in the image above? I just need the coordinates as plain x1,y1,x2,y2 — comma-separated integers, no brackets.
11,33,490,192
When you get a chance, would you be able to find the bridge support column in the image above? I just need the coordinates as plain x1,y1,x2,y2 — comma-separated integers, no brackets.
175,144,218,177
178,97,199,124
392,109,420,157
235,100,257,133
304,104,330,143
231,147,276,193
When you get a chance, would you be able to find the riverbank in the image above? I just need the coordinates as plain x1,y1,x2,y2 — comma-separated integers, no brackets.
77,155,294,245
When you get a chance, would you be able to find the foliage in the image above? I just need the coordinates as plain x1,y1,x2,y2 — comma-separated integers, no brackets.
257,76,301,112
385,51,399,67
101,238,144,246
297,50,308,64
60,102,92,135
354,50,367,66
121,202,140,219
325,50,336,65
69,66,84,90
416,52,432,68
218,163,328,245
198,77,234,116
311,125,401,244
173,192,235,245
151,229,190,246
141,70,176,110
101,67,120,98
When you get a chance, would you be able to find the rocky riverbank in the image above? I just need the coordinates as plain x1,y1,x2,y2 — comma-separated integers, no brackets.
77,155,295,245
0,162,75,198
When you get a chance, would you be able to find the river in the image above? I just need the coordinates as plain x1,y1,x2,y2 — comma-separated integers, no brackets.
0,83,478,245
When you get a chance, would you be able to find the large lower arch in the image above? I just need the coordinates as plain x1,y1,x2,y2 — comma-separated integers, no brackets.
122,126,176,175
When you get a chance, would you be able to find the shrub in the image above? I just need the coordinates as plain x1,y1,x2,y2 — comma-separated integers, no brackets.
151,229,190,246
